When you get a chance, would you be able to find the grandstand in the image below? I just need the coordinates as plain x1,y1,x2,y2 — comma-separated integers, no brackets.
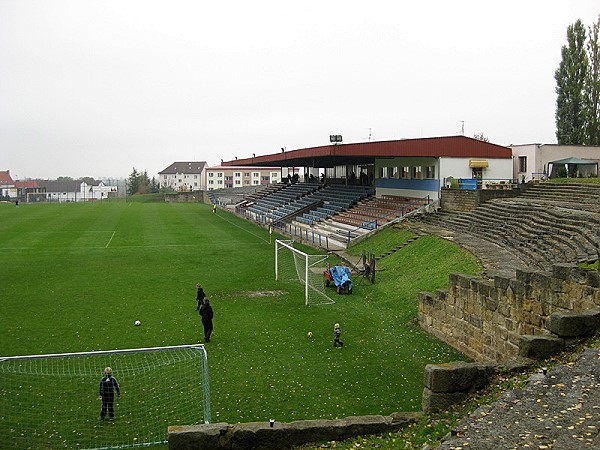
415,182,600,273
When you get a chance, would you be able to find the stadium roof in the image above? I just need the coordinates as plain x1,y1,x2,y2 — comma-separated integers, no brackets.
222,136,512,168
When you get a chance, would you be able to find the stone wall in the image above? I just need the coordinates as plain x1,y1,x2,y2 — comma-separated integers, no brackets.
440,186,526,212
418,263,600,362
164,192,209,203
168,413,420,450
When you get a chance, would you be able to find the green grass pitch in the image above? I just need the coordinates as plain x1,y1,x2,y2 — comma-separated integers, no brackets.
0,200,479,445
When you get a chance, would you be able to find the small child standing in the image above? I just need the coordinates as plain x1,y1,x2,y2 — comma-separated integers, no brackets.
333,323,344,347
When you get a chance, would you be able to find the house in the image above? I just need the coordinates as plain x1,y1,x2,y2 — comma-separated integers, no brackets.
510,144,600,181
37,179,117,202
0,170,16,199
15,180,44,202
159,162,207,192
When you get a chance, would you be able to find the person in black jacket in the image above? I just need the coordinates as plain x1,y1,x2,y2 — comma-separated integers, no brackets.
199,298,214,342
195,283,206,311
99,367,120,420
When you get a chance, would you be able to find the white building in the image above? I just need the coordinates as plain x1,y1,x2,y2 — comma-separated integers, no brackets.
159,162,207,192
510,144,600,181
205,166,297,190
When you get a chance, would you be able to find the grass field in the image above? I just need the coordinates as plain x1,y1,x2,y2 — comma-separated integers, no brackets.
0,200,481,447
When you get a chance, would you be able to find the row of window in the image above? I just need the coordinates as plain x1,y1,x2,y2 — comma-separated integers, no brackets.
379,166,436,179
207,172,278,178
208,180,260,186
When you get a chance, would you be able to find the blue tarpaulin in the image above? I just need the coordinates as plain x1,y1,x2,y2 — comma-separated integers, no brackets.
329,265,353,290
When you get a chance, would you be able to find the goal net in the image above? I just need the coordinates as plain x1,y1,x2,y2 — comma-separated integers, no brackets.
275,239,335,305
0,344,210,449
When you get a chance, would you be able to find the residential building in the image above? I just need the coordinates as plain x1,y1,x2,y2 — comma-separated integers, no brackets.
204,166,286,190
0,170,16,198
158,162,207,192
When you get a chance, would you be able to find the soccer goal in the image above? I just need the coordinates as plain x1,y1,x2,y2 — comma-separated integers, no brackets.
0,344,210,449
275,239,335,305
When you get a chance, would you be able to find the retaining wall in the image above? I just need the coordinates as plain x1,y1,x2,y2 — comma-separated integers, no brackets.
168,413,420,450
418,263,600,362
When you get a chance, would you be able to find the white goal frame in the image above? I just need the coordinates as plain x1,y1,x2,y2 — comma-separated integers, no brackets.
275,239,335,306
0,344,210,449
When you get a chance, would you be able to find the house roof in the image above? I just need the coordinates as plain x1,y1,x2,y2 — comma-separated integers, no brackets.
37,180,80,192
15,181,39,188
0,170,14,184
222,136,512,168
159,161,207,174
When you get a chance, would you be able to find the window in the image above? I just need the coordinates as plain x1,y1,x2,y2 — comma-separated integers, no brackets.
261,176,269,181
217,173,223,178
234,172,241,177
425,166,435,178
271,172,278,178
519,156,527,173
391,167,398,178
379,167,387,178
411,166,423,179
217,180,223,185
244,172,250,177
253,172,260,177
235,180,241,185
253,180,259,185
209,173,214,177
208,180,214,185
401,166,410,179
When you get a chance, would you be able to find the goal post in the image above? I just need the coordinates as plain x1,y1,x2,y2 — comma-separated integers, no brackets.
275,239,335,306
0,344,210,449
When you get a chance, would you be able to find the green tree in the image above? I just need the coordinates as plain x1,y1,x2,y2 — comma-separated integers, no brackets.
473,132,490,142
585,15,600,145
555,19,589,145
127,168,140,195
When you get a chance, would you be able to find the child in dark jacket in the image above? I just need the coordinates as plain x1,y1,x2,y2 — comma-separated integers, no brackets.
333,323,344,347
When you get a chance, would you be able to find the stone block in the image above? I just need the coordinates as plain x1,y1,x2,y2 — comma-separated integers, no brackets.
494,275,511,290
423,361,479,393
168,423,228,450
552,263,576,280
546,309,600,337
518,335,564,360
422,388,470,414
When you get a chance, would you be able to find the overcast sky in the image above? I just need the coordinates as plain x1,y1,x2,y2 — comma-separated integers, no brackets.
1,1,599,180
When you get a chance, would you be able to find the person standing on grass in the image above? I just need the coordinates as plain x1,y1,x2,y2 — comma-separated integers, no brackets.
199,298,214,342
333,323,344,347
196,283,206,311
99,367,120,420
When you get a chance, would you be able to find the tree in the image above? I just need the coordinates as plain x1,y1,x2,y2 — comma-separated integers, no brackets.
555,20,589,145
585,15,600,145
127,168,140,195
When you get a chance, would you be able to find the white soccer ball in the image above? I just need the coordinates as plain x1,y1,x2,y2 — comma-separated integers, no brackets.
134,320,141,326
307,331,313,338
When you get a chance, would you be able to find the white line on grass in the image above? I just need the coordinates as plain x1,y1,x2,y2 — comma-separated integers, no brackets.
216,212,270,244
105,231,115,248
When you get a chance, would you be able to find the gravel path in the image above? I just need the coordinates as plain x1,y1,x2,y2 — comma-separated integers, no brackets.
436,348,600,450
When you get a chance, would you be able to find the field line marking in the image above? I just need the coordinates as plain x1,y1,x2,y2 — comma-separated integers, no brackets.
216,213,269,244
105,231,116,248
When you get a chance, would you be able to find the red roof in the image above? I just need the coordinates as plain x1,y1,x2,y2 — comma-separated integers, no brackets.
0,170,14,184
15,181,39,188
224,136,512,168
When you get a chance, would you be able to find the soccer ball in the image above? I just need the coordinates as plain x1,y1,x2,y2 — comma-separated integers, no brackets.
307,331,313,338
134,320,141,326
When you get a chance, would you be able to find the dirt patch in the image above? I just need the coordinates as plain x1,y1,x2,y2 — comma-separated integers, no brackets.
238,290,288,298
